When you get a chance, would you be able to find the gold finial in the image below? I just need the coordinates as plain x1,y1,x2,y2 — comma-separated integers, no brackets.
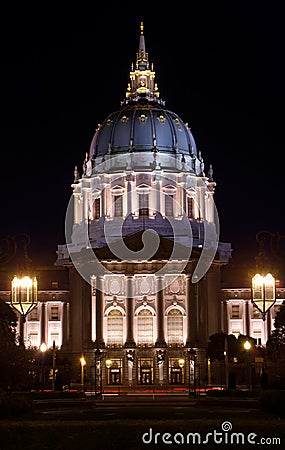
140,21,144,35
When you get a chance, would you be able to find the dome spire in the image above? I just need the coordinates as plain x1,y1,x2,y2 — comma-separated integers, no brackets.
123,22,164,106
139,21,146,55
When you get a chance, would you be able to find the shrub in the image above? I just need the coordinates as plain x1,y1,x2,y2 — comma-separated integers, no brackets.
259,389,285,417
0,393,33,418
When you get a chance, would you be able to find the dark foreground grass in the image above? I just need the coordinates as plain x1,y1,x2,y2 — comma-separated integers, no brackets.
0,407,284,450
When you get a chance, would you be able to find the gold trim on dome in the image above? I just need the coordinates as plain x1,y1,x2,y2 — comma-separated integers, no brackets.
121,115,129,124
139,114,147,122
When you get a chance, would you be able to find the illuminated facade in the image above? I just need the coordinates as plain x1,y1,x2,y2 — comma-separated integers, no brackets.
222,289,284,345
1,25,283,390
54,23,232,388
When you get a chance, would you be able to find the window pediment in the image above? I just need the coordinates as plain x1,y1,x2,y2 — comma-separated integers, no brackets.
111,185,125,195
137,183,151,193
186,187,196,196
162,185,176,194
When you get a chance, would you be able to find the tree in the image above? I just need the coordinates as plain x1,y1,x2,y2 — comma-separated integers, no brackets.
266,301,285,379
0,299,35,390
207,332,246,362
267,301,285,349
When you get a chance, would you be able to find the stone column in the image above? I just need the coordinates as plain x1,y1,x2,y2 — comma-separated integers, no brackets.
95,276,105,347
126,175,132,216
83,188,89,223
101,185,106,217
186,275,199,347
41,302,46,344
62,302,69,347
155,175,161,214
155,275,166,347
186,274,199,347
125,275,135,347
245,300,250,336
182,185,187,216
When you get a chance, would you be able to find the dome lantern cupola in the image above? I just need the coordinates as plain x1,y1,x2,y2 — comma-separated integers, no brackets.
124,22,163,106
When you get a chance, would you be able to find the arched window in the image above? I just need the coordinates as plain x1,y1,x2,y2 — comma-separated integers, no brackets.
167,308,183,344
137,309,153,344
107,309,123,344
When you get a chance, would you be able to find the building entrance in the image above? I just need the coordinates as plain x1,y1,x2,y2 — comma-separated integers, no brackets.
138,358,153,385
170,368,183,384
169,358,185,384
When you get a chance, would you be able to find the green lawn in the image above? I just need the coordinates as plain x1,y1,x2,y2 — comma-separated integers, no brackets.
0,405,284,449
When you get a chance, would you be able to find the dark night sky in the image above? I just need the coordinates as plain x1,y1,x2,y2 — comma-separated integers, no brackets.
1,2,284,273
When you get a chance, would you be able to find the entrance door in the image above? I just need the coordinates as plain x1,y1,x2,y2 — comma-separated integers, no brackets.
110,369,121,385
140,368,152,384
170,368,182,384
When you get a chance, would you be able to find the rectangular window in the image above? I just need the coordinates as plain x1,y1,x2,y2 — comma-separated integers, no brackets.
187,196,194,218
50,307,59,321
165,195,174,217
93,198,100,219
28,308,38,321
231,305,240,319
114,195,123,217
139,193,149,216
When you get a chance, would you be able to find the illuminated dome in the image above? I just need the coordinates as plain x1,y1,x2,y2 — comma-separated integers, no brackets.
88,22,201,174
90,104,197,159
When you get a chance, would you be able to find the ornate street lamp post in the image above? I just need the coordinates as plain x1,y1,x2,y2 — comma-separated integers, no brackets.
251,273,276,321
11,275,38,344
11,275,38,319
252,231,276,321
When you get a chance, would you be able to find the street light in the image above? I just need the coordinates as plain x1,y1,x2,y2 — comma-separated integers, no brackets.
11,275,38,319
80,356,86,392
11,275,38,344
244,340,252,395
252,273,276,321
